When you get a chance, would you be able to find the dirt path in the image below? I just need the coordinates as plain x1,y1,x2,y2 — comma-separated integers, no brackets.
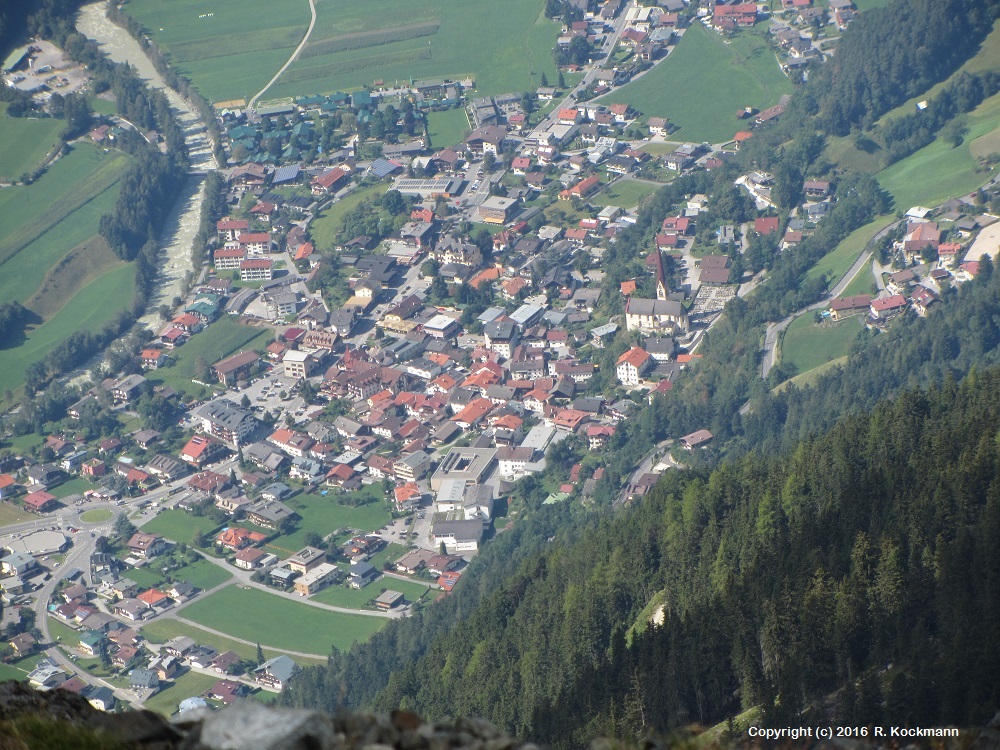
248,0,317,110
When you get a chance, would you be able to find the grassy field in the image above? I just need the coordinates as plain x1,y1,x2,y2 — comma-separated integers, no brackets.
0,264,135,395
309,183,389,251
146,317,274,396
140,619,325,666
264,489,390,557
0,144,134,395
142,671,220,717
0,653,43,683
312,577,430,608
181,586,387,653
774,356,850,394
0,502,32,526
804,215,895,288
49,478,95,500
781,314,864,375
141,509,223,544
80,508,114,523
267,0,560,99
591,178,661,209
841,263,878,297
0,104,63,181
123,552,232,591
123,0,311,102
602,25,792,144
427,108,470,150
875,95,1000,210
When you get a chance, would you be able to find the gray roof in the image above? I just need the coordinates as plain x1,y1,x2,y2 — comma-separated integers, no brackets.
196,400,254,431
257,654,298,683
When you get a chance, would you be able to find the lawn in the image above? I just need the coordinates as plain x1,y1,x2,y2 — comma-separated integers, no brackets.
427,108,470,150
264,489,390,557
122,0,311,102
266,0,560,99
49,478,95,500
774,356,850,394
80,508,114,523
142,671,220,717
804,214,895,288
781,314,864,375
841,264,878,297
146,317,275,396
0,105,64,181
0,264,136,395
309,183,390,251
0,502,32,526
602,24,792,144
181,586,388,653
591,178,661,209
140,508,223,545
311,576,430,609
0,653,43,683
140,619,325,666
124,553,232,592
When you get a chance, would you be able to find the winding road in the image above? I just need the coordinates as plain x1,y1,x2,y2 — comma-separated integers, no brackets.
759,219,901,379
248,0,317,111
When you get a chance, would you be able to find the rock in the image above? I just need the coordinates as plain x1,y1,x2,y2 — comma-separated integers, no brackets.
391,711,423,732
198,701,336,750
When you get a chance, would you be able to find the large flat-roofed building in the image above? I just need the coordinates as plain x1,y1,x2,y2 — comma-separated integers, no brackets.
430,447,497,491
283,350,316,380
431,515,485,553
392,178,462,199
478,196,520,225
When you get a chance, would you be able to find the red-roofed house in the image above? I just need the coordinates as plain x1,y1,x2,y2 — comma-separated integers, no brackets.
22,490,57,513
311,166,351,195
755,216,780,236
616,347,653,385
870,294,908,319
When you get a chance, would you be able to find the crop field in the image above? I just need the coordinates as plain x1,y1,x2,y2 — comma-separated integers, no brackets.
804,215,895,288
123,0,311,102
427,108,470,149
602,25,792,144
145,316,274,396
781,314,864,375
591,178,661,209
182,586,388,653
268,0,559,98
0,104,63,181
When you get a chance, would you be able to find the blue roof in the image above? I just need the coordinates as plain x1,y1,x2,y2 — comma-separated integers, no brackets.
272,165,301,184
369,159,401,179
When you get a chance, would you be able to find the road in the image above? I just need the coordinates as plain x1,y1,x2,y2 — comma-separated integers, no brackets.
760,219,900,379
614,439,673,507
248,0,317,110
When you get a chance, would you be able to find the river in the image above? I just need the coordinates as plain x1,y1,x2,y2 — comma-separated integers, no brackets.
76,2,218,330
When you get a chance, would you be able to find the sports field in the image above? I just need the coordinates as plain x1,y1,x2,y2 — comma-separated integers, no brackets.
123,0,311,102
0,104,63,181
602,25,792,144
182,586,388,653
427,108,470,149
781,314,864,375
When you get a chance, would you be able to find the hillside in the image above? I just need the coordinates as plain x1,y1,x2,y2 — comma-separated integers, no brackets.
359,368,1000,744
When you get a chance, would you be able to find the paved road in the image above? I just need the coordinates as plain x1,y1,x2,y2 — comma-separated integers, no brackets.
248,0,317,110
614,439,673,507
760,219,901,379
